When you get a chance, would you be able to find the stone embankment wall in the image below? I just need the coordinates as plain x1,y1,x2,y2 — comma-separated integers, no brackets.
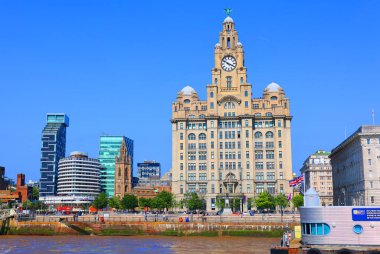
2,220,299,237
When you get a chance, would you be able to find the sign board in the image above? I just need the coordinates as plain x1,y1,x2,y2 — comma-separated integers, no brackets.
294,225,301,239
352,208,380,221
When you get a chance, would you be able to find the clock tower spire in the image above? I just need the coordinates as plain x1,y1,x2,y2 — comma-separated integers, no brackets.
207,10,251,115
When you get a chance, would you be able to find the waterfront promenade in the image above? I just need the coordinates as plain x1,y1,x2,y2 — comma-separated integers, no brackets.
33,213,300,224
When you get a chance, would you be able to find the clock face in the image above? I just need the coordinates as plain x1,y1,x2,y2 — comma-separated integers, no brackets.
221,55,237,71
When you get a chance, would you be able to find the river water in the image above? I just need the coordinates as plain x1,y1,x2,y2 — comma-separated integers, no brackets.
0,235,278,253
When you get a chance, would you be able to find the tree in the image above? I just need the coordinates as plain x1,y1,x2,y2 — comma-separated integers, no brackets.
121,194,138,211
32,186,39,201
182,193,203,211
232,198,241,212
275,193,289,212
254,192,275,212
292,194,304,209
108,196,120,210
215,196,225,210
92,192,108,210
139,197,152,208
154,191,175,211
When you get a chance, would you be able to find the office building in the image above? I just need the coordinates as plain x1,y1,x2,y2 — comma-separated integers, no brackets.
57,151,101,197
330,125,380,206
99,136,133,196
40,113,69,197
114,140,132,198
301,150,333,206
171,13,293,211
0,166,6,190
137,160,161,179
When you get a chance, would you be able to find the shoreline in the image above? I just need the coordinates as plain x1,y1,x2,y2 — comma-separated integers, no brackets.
1,220,296,237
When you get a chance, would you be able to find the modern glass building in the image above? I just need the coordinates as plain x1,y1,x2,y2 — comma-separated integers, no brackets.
137,160,161,179
40,113,69,197
99,136,133,197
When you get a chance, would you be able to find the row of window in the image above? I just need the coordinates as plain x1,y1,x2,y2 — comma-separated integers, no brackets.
179,161,283,171
179,182,284,195
180,172,280,181
181,130,281,141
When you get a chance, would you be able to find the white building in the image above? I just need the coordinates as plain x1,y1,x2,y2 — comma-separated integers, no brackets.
57,151,101,197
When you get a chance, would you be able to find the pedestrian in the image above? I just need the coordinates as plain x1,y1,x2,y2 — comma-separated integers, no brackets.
144,212,147,222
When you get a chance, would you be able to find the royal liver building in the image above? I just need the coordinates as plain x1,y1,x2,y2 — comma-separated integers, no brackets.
171,13,293,212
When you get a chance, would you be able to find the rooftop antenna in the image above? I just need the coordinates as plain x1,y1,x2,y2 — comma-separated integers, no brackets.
372,109,375,125
345,126,347,139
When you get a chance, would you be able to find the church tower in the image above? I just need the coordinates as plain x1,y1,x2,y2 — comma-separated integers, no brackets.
114,139,132,198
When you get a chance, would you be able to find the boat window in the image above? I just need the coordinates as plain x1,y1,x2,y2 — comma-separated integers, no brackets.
302,223,330,236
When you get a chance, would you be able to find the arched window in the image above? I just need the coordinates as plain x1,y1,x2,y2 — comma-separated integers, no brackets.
270,96,278,101
184,99,190,104
254,132,262,138
266,131,274,138
254,113,261,117
240,77,244,84
199,114,205,119
210,91,214,98
199,133,206,140
265,112,272,117
188,133,196,140
224,102,235,109
214,78,218,84
189,115,195,119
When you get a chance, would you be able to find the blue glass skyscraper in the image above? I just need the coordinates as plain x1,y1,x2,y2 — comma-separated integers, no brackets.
99,136,134,197
40,113,69,197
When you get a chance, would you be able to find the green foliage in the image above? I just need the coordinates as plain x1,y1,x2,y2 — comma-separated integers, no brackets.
182,193,204,210
154,191,175,210
32,186,39,201
108,196,120,209
275,193,289,211
121,194,138,211
292,194,304,209
216,196,225,209
247,198,253,210
138,197,151,208
92,192,108,209
232,198,241,211
22,200,47,210
254,192,275,211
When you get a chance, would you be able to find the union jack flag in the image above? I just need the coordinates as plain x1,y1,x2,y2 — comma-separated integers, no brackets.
289,175,304,187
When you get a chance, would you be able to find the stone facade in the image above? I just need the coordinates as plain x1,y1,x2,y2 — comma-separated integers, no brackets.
171,15,293,211
114,139,133,198
330,125,380,206
301,150,333,206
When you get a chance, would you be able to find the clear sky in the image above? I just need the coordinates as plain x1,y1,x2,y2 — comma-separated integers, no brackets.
1,1,379,182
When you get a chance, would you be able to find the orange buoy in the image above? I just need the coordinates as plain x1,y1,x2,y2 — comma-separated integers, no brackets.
179,217,183,222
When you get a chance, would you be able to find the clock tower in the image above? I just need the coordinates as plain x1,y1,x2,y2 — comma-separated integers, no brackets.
207,12,252,116
171,11,293,212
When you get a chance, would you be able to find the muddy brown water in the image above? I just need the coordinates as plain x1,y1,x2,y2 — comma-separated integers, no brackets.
0,235,279,253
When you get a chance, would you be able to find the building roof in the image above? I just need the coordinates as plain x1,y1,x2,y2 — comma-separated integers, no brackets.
312,150,331,156
223,16,234,23
180,85,197,95
265,82,282,92
330,125,380,157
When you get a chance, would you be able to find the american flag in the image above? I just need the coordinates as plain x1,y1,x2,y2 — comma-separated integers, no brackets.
289,175,304,187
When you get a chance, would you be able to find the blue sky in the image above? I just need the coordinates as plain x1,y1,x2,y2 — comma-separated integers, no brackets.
1,1,379,181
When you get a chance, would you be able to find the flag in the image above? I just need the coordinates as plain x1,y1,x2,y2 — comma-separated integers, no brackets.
289,175,304,187
287,193,292,201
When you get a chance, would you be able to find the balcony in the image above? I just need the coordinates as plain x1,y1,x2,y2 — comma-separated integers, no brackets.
220,87,238,92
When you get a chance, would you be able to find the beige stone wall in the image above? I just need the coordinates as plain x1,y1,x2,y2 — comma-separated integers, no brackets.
171,17,293,211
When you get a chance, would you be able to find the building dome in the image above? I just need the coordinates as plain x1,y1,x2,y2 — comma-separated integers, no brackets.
236,42,243,47
265,82,282,92
215,42,221,48
180,85,197,95
223,16,234,23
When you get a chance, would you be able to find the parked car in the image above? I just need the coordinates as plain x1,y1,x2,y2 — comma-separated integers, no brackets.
216,210,223,215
